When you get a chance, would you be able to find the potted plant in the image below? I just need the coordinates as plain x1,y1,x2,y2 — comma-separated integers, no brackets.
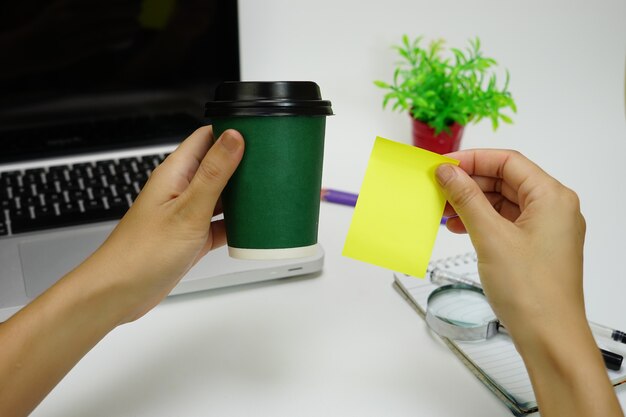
375,35,517,154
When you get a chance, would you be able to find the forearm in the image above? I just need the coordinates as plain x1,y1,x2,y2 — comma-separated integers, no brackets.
0,128,240,416
0,251,128,417
514,317,623,417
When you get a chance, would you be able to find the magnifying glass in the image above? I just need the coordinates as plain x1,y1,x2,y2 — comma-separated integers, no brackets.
425,282,623,370
425,283,507,342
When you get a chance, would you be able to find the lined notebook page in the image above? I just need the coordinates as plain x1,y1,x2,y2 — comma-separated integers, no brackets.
394,254,626,415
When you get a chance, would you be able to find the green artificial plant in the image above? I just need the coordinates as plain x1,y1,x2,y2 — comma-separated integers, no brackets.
375,35,517,134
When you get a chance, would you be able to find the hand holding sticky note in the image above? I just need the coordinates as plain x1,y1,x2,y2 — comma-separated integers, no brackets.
342,137,459,277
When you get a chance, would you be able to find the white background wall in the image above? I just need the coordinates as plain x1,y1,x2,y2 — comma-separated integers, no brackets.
239,0,626,330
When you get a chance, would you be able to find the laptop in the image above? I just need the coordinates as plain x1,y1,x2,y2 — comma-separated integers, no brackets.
0,1,324,322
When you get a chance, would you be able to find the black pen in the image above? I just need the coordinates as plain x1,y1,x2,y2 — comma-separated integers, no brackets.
590,321,626,344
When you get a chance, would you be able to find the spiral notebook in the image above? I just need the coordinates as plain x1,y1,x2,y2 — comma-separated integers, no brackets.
393,252,626,416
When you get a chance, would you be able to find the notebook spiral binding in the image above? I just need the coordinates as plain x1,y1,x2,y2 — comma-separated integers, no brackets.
426,252,477,279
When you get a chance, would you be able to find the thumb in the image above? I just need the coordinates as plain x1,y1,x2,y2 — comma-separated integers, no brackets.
182,129,244,223
435,163,499,236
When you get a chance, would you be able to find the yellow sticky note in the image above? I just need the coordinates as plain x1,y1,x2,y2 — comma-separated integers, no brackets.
342,136,459,278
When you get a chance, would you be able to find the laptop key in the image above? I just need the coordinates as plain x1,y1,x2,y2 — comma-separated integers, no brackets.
104,203,129,218
0,171,21,187
10,203,126,234
58,202,80,215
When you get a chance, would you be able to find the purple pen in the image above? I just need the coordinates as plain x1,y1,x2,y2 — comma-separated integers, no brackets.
320,188,359,206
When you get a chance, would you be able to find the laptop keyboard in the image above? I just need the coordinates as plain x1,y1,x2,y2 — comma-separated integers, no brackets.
0,153,169,237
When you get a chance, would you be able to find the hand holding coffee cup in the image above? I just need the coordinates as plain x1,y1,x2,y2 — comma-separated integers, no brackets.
205,81,333,260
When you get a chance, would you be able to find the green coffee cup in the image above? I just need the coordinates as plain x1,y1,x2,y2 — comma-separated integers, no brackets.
205,81,333,260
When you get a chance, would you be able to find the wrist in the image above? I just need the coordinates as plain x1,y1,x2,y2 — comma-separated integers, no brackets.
59,228,161,327
58,252,136,330
510,315,622,416
511,312,605,387
84,226,196,324
75,241,154,326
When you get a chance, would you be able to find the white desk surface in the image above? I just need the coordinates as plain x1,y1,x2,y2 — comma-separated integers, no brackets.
29,203,626,417
32,0,626,416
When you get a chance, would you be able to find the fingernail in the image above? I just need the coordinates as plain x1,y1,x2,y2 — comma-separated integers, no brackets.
219,130,241,153
435,164,457,186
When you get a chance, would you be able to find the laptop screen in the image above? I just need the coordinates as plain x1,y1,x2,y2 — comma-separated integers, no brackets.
0,0,240,163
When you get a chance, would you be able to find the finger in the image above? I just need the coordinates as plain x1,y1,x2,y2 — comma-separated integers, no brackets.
445,149,548,193
160,126,215,183
443,191,521,221
175,125,217,158
208,219,227,250
194,219,228,263
442,202,457,218
213,198,223,217
470,175,519,205
489,193,522,222
179,129,244,226
436,163,502,237
446,149,558,214
444,216,467,234
138,126,216,203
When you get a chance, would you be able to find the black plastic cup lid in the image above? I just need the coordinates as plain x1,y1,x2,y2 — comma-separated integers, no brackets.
205,81,333,117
